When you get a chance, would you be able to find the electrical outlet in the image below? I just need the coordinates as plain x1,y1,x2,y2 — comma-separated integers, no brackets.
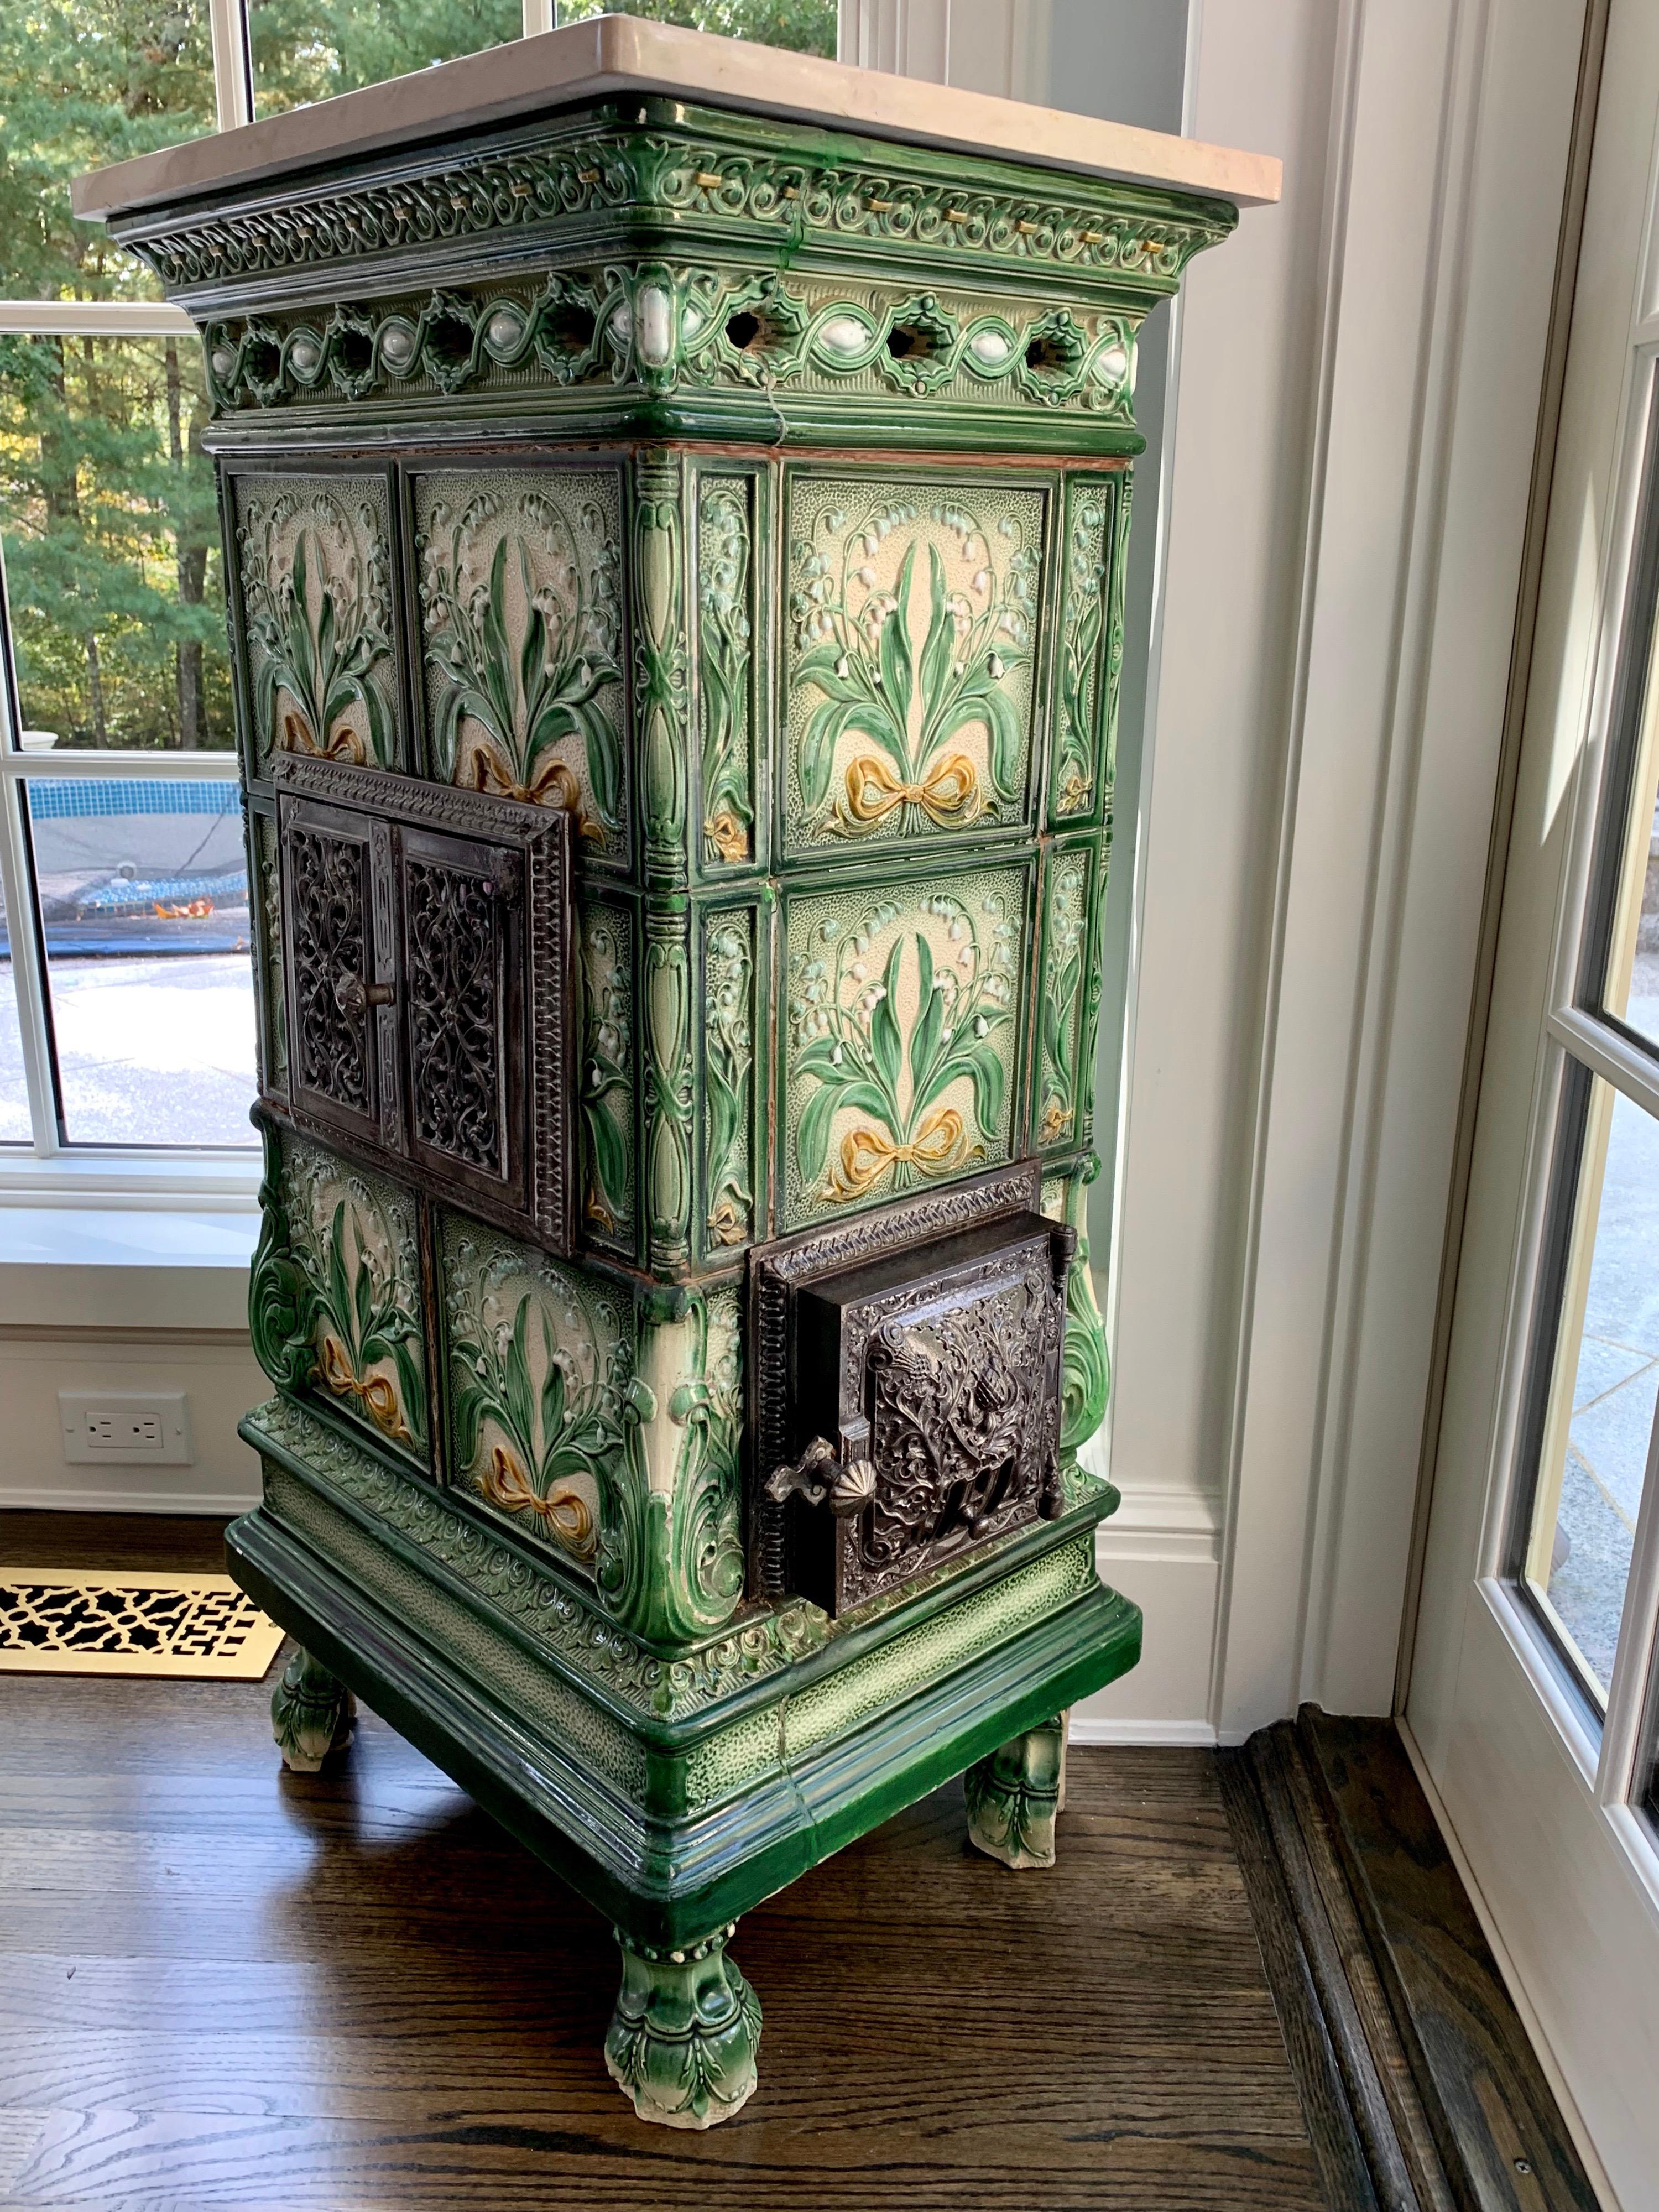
60,1391,192,1467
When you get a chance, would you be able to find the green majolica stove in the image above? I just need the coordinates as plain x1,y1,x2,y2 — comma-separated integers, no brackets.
79,17,1271,2127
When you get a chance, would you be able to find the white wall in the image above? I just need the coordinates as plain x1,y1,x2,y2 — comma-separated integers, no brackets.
852,0,1586,1742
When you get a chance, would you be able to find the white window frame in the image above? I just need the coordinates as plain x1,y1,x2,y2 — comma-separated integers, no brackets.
0,0,556,1214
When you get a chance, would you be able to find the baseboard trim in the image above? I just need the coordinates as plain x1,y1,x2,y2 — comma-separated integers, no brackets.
1220,1708,1602,2212
0,1483,259,1516
1070,1716,1217,1746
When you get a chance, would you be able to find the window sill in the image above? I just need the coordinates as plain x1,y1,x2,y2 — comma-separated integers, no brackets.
0,1147,259,1210
0,1203,258,1331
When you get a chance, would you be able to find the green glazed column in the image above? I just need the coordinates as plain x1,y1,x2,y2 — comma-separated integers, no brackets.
964,1711,1070,1869
605,1920,762,2128
270,1644,356,1772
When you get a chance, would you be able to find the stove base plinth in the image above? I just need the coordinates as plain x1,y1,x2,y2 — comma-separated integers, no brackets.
271,1643,356,1772
964,1712,1068,1870
605,1921,761,2130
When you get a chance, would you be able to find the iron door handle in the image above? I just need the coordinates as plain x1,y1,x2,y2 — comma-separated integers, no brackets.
334,971,395,1019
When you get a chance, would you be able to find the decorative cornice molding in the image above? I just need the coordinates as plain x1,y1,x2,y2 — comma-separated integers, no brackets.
120,122,1234,297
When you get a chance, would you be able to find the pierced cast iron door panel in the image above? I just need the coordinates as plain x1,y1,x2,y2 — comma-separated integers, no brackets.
753,1188,1073,1618
281,794,399,1158
272,752,577,1254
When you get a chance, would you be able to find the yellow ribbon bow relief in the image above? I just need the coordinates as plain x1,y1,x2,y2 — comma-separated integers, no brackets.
318,1332,413,1445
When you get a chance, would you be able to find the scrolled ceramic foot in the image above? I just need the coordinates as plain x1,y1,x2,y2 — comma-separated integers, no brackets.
604,1920,761,2128
271,1644,356,1772
964,1710,1068,1869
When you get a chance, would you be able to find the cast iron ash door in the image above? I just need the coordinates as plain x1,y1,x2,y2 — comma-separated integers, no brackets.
754,1202,1074,1616
272,752,577,1253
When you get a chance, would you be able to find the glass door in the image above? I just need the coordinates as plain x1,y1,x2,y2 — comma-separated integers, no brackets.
1407,11,1659,2204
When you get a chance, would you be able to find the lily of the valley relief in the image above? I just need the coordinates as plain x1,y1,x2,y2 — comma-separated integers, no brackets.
1039,855,1090,1150
580,902,635,1244
444,1222,635,1571
236,478,396,773
787,486,1041,853
786,878,1020,1225
704,915,754,1249
697,480,754,868
1053,479,1114,820
281,1139,425,1452
415,473,625,852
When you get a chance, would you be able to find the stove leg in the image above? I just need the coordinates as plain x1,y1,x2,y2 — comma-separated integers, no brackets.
605,1919,761,2128
964,1710,1068,1869
270,1644,356,1772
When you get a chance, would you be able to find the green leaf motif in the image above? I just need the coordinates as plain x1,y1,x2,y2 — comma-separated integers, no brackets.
786,884,1019,1212
417,479,623,831
239,484,395,769
789,487,1040,846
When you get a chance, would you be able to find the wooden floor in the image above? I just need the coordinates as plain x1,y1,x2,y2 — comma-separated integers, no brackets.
0,1512,1324,2211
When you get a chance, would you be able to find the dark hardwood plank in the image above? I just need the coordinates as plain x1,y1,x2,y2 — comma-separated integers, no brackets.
0,1632,1326,2212
0,1512,231,1574
1300,1710,1600,2212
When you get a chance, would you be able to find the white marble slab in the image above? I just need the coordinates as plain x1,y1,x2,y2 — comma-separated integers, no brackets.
73,13,1280,225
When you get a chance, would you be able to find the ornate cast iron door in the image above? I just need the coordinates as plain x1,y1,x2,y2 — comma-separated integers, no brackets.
272,753,577,1253
750,1167,1074,1616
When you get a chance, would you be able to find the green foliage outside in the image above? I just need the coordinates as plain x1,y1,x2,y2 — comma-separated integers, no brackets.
0,1,831,750
555,0,834,56
248,0,520,116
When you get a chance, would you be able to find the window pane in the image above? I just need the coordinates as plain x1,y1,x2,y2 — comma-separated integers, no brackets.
554,0,836,53
1525,1078,1659,1702
0,872,30,1142
0,337,233,753
28,776,257,1145
250,0,523,117
1599,432,1659,1051
0,2,216,301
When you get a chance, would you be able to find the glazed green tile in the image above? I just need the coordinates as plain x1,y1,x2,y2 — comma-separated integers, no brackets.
232,472,399,777
695,472,758,872
779,861,1029,1229
780,1535,1098,1761
439,1212,635,1576
782,473,1045,859
1050,471,1128,825
260,1130,427,1460
251,811,286,1093
1035,843,1097,1154
701,904,759,1255
578,894,637,1254
412,466,627,858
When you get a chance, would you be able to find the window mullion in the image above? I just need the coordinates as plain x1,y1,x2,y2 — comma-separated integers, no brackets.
0,776,61,1159
525,0,554,35
213,0,254,130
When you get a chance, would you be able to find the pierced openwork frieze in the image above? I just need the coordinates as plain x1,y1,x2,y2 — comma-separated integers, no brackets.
779,862,1030,1232
783,473,1046,858
199,267,1142,429
413,467,627,858
231,472,400,776
270,752,577,1254
748,1168,1068,1615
